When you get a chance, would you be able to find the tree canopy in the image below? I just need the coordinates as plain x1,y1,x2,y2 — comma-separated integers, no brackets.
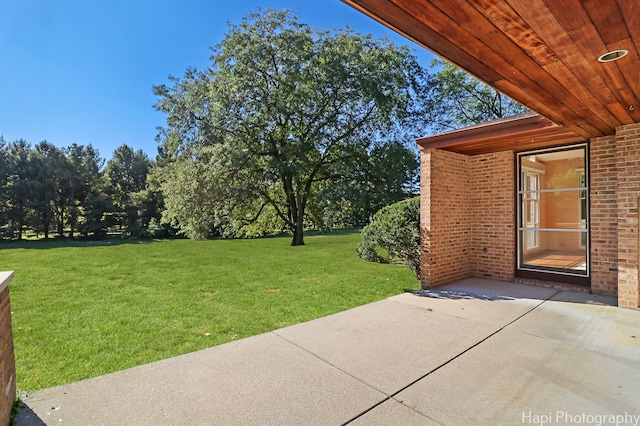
104,145,153,235
423,59,529,132
153,8,424,245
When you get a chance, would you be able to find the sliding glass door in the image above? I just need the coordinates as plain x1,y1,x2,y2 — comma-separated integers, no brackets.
517,145,588,282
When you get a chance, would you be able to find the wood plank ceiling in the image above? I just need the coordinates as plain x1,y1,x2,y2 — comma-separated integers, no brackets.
342,0,640,148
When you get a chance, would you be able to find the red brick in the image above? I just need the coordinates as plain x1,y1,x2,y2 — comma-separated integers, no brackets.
0,285,15,425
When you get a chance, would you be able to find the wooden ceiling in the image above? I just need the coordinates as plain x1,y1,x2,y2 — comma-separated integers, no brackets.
342,0,640,146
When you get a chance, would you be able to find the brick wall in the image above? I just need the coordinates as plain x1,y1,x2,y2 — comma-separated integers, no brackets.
420,128,640,308
419,150,432,285
420,149,515,288
616,123,640,308
420,149,472,288
0,272,16,426
470,152,516,281
590,136,618,296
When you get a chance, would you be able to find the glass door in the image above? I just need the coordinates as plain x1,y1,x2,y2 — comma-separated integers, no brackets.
517,145,588,278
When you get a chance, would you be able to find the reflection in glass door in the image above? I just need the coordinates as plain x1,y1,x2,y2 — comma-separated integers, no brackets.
522,172,539,250
579,171,587,248
517,145,588,277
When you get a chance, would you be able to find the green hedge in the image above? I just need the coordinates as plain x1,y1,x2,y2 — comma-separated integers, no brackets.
357,197,420,280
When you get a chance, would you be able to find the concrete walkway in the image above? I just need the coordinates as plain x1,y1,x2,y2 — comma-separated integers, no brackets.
15,278,640,425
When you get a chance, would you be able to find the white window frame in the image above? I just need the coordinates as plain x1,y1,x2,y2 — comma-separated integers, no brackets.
578,170,587,249
522,171,540,250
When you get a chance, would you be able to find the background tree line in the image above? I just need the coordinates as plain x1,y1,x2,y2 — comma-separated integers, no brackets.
0,138,163,240
0,135,418,241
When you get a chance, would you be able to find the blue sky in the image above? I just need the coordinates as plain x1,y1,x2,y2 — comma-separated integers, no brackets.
0,1,435,160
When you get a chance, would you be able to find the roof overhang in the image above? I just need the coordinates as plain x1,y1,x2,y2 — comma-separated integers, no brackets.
416,113,585,155
342,0,640,145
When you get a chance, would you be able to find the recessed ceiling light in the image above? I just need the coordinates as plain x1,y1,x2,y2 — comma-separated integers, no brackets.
597,49,629,62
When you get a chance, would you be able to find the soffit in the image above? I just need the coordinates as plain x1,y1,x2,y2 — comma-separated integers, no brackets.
416,112,585,155
342,0,640,143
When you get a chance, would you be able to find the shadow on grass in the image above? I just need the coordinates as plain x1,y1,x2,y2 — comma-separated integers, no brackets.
0,228,364,250
259,227,363,240
0,238,160,251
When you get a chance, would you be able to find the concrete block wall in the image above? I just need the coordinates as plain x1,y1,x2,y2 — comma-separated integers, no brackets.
0,272,15,426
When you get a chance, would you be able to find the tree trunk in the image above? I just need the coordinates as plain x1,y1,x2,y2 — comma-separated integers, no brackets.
290,196,306,246
57,218,64,237
291,215,305,246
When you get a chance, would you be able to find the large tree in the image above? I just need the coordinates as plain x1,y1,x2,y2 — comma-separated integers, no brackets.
63,144,104,238
0,137,8,230
29,141,66,239
153,8,424,245
104,144,152,234
5,140,31,239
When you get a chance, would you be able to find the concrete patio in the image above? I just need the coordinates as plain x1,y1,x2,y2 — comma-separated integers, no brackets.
15,278,640,425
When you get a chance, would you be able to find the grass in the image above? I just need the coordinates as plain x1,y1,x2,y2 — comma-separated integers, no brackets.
1,230,419,392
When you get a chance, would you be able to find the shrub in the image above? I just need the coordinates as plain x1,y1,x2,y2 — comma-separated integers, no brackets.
357,197,420,280
145,217,177,239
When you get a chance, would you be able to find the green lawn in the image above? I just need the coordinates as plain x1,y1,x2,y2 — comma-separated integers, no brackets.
2,230,418,392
